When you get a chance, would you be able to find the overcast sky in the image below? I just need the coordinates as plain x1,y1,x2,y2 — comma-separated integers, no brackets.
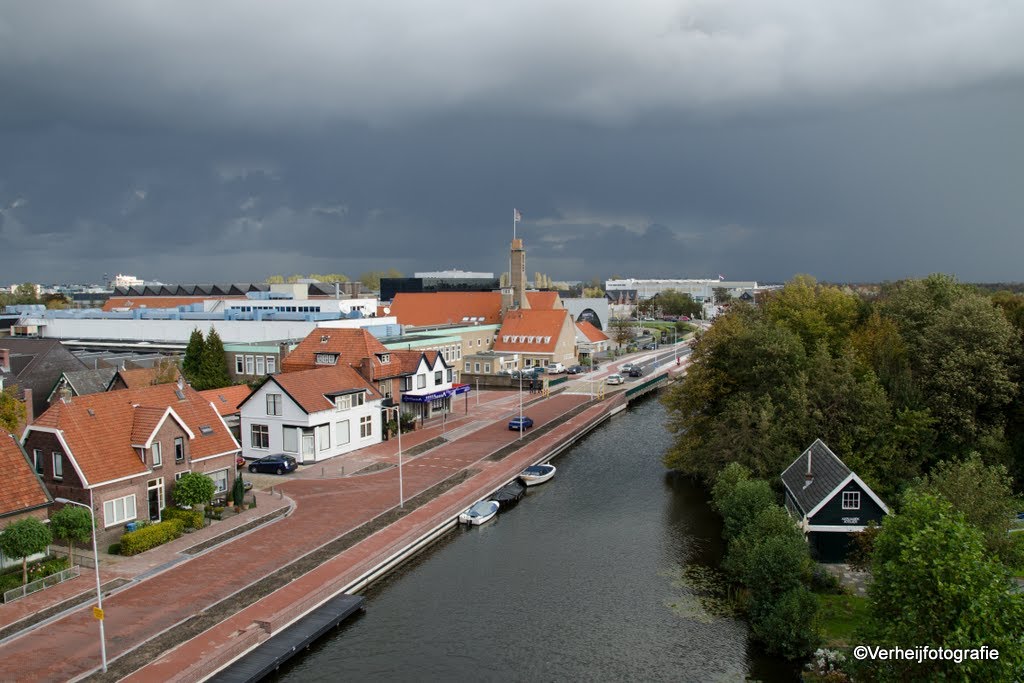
1,1,1023,286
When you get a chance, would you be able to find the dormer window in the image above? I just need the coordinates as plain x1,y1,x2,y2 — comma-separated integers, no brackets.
503,336,510,343
380,354,391,364
320,335,330,343
544,336,551,344
315,352,339,365
336,395,352,410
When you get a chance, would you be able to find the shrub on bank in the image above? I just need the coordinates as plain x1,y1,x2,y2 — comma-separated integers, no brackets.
119,519,186,556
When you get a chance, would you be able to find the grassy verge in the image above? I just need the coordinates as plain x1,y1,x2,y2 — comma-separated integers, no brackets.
817,594,869,648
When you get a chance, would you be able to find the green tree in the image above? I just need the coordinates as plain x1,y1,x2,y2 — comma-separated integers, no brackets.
13,283,39,304
750,586,820,660
762,275,861,355
714,477,777,541
0,386,26,433
197,327,231,390
182,328,205,386
359,269,401,291
656,290,702,318
42,293,71,309
152,357,181,385
723,504,810,597
0,517,53,584
264,275,285,284
862,491,1024,681
172,472,217,508
608,320,634,348
49,505,94,568
920,454,1022,565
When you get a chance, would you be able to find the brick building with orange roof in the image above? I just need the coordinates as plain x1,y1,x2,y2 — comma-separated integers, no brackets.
492,309,578,371
23,381,240,548
0,432,53,569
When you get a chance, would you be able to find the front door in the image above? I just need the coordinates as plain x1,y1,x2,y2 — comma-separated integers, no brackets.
302,433,315,464
147,478,164,522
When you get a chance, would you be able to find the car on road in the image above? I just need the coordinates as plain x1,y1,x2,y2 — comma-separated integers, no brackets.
628,366,644,377
606,373,625,385
511,368,544,379
621,362,638,374
248,454,298,475
509,416,534,431
547,362,566,374
642,343,657,350
567,364,585,374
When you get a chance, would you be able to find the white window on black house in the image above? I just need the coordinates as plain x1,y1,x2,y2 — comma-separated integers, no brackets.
251,425,269,449
266,393,282,416
359,415,372,438
174,436,185,462
52,452,64,480
842,491,861,510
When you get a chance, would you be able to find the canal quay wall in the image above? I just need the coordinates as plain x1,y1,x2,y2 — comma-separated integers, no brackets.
135,363,689,683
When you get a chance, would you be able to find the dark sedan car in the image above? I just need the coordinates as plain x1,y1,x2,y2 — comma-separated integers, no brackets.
628,366,644,377
567,364,585,374
248,454,298,475
509,416,534,431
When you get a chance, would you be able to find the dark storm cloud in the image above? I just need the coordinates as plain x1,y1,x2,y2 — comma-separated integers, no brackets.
1,2,1023,284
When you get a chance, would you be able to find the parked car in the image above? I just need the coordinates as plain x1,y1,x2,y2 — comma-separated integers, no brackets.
606,374,625,385
509,416,534,431
642,343,657,350
547,362,566,374
511,368,542,379
248,454,298,475
628,366,644,377
567,364,585,374
621,362,638,373
680,316,690,321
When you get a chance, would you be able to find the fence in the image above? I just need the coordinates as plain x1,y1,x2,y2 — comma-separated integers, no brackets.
3,565,81,604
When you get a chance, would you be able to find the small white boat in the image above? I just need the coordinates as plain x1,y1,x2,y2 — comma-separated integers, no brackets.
519,464,556,486
459,500,499,525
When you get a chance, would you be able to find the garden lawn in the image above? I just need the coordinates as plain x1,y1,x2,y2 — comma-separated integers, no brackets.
817,594,869,648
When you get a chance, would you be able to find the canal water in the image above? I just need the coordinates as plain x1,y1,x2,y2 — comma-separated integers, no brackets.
274,395,795,682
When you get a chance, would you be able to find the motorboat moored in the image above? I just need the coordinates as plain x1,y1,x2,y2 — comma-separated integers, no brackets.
459,500,500,525
518,464,556,486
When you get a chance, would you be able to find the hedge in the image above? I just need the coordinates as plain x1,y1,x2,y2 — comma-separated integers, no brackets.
119,519,186,556
162,507,204,531
0,556,70,594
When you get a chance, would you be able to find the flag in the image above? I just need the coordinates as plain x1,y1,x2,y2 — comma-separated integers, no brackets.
514,208,522,223
718,274,725,281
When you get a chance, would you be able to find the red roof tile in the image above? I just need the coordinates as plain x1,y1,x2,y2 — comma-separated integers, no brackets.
0,433,50,517
526,291,560,310
198,384,253,417
493,310,572,353
264,365,382,414
111,366,181,389
31,384,239,487
282,328,406,379
388,292,503,326
577,321,609,343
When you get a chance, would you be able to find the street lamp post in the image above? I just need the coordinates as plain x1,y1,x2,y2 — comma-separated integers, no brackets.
518,370,524,439
54,496,106,673
382,406,404,507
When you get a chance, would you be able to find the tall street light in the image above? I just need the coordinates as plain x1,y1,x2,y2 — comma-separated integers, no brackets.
54,496,106,673
518,369,525,440
382,406,404,507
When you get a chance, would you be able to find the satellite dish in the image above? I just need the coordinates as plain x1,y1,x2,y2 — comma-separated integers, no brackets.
383,307,391,315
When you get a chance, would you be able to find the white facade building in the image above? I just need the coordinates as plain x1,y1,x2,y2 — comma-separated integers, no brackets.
605,278,759,302
239,365,383,464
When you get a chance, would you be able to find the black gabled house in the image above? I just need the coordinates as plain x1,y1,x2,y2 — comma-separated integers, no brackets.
781,439,889,563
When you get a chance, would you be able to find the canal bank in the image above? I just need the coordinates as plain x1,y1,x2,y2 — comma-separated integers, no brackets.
127,391,633,682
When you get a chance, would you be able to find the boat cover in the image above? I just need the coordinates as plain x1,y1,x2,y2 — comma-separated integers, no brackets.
490,479,527,509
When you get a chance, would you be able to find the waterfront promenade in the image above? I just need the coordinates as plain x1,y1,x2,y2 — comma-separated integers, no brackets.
0,351,689,682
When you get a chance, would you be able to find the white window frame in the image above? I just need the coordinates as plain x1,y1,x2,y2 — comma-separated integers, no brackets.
256,355,265,375
417,374,426,389
317,424,331,451
152,441,162,467
842,491,861,510
245,355,255,374
464,363,470,372
251,424,269,450
359,415,373,439
235,355,244,374
103,494,137,528
447,369,453,382
174,436,185,462
434,370,443,384
336,395,352,410
266,393,282,416
52,452,63,480
208,469,229,494
175,470,191,481
283,426,299,453
335,420,350,445
266,356,276,374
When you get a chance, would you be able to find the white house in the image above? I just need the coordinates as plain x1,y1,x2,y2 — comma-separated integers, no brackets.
398,351,469,421
239,365,383,464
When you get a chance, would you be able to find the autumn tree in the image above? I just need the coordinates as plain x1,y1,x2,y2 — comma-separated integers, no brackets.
0,386,26,433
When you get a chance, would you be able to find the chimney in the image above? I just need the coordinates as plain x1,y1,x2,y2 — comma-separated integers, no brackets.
0,348,9,373
803,450,814,489
23,388,34,423
59,386,73,404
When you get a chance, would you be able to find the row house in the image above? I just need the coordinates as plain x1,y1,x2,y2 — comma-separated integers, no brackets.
23,381,240,548
0,432,53,570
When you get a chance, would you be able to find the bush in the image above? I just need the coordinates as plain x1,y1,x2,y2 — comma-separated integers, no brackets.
808,565,844,595
0,572,23,593
107,543,121,556
119,519,186,556
172,471,216,508
29,557,69,580
751,586,821,659
162,507,204,531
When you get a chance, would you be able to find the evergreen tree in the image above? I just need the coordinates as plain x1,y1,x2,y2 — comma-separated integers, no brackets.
199,327,231,390
182,328,205,386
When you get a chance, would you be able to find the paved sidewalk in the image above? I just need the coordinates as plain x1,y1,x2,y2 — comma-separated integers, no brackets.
0,388,595,682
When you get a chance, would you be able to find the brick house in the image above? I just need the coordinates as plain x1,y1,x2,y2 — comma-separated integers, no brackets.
0,432,53,570
492,309,578,370
23,381,239,549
